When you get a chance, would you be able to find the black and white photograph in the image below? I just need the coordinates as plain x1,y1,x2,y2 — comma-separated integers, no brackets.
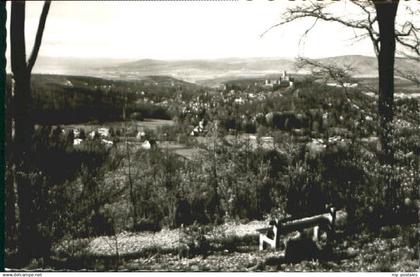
3,0,420,272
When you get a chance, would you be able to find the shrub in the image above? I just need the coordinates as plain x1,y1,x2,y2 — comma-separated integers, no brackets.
179,224,211,258
286,163,327,218
174,199,193,227
130,112,143,121
256,125,269,137
8,127,116,266
133,218,161,232
286,141,373,224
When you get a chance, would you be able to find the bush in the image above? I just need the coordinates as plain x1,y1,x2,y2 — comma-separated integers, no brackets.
133,218,161,232
175,199,193,227
256,125,269,137
285,141,373,224
179,224,211,258
130,112,143,121
286,163,328,218
7,126,116,266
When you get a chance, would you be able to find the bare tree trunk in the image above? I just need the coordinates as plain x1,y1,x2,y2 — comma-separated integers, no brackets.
126,138,138,228
10,1,51,264
4,2,17,252
10,2,34,264
14,76,36,264
374,1,400,214
5,79,17,250
374,1,399,165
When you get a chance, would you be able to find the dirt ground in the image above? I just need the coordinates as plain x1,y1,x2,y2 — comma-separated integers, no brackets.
52,222,418,272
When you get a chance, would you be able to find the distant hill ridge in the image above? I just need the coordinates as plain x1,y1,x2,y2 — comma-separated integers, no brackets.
28,55,420,85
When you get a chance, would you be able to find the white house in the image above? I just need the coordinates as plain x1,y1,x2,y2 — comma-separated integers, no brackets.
141,140,151,149
234,97,245,104
198,119,205,130
326,82,358,88
73,138,83,146
98,128,110,137
141,140,156,150
190,126,201,137
136,130,146,140
102,139,113,146
260,136,274,143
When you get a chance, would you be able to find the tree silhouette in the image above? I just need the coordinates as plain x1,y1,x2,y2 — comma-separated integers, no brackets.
263,0,419,164
9,0,51,264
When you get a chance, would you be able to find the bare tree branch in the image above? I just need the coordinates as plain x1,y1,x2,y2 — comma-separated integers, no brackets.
394,6,420,85
298,18,319,49
296,57,356,86
264,1,419,88
395,68,420,87
350,1,380,55
295,57,358,102
395,28,420,57
27,1,51,73
263,0,419,59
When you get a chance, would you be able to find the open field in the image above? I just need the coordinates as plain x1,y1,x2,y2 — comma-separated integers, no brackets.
62,119,176,132
357,77,420,94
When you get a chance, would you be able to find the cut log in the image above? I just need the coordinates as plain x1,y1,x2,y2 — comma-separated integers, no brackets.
279,209,348,235
278,212,334,234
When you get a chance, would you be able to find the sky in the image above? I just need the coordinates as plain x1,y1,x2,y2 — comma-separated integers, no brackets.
5,0,420,61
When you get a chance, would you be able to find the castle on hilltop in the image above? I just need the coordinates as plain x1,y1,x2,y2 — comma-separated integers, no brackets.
264,70,294,88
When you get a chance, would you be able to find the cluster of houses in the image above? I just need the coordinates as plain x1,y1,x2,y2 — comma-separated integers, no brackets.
305,136,351,159
182,96,212,115
326,82,358,88
72,127,114,147
71,125,159,150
